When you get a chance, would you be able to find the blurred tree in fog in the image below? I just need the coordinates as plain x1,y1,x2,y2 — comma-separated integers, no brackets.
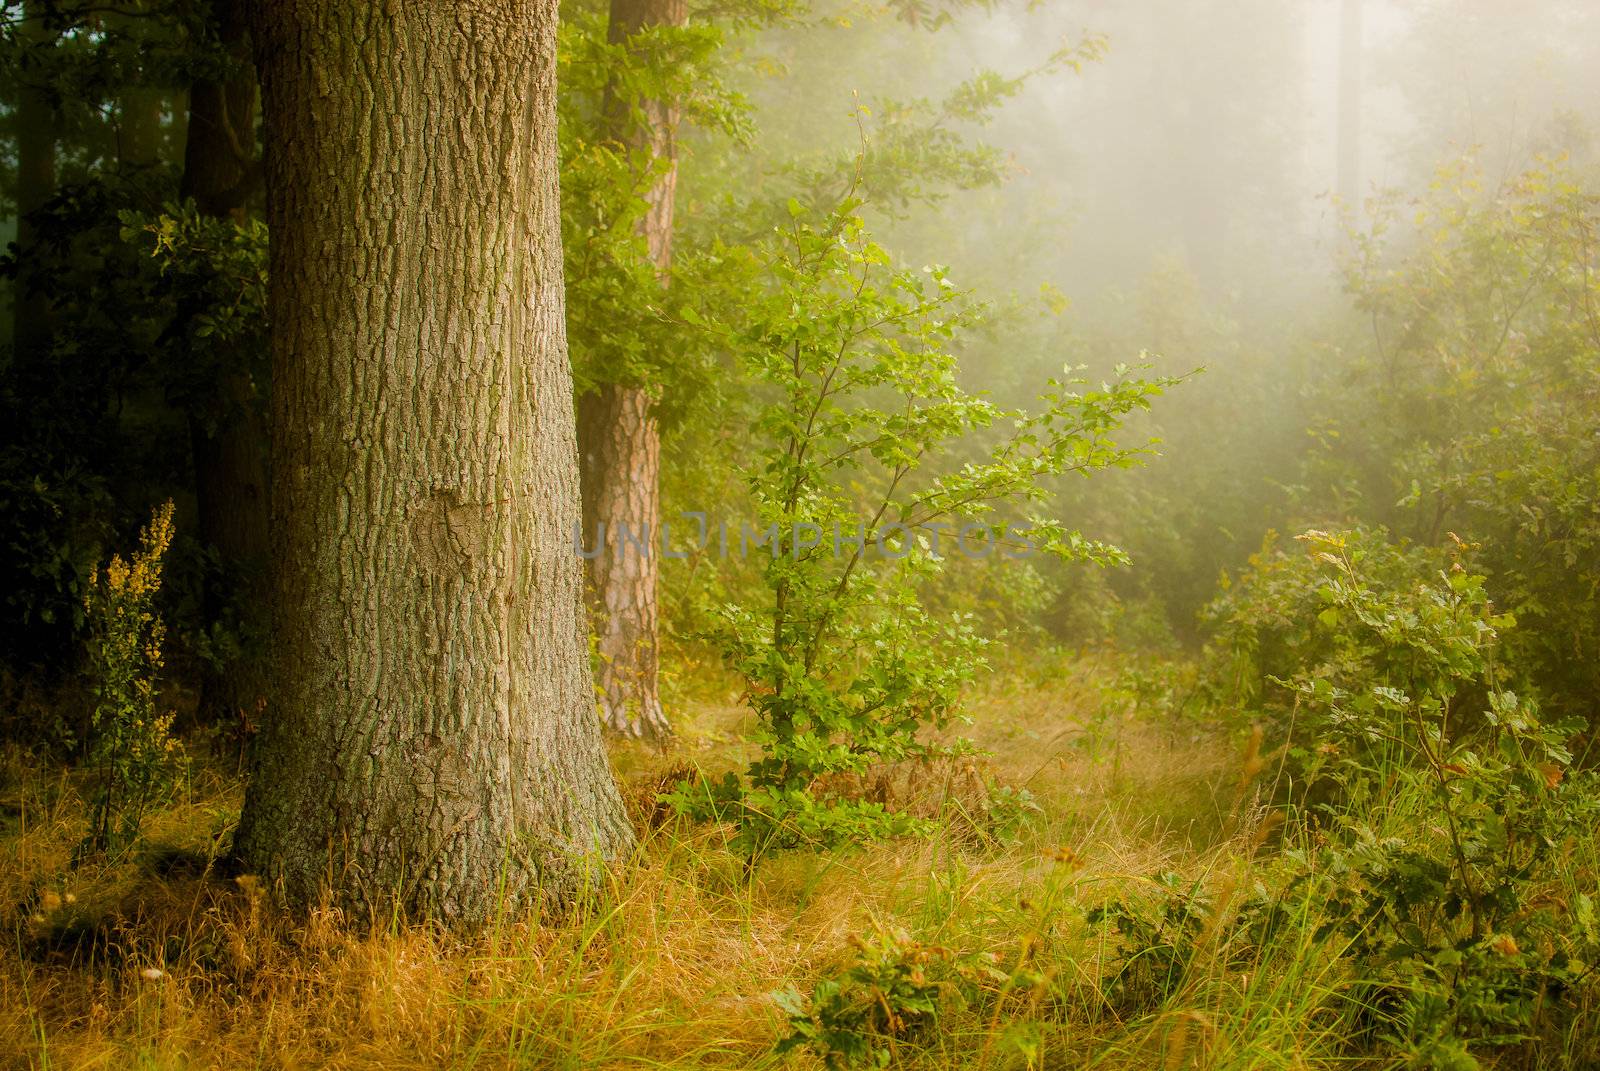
1379,0,1600,180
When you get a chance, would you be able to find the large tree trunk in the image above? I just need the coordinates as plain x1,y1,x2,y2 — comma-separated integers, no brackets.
234,0,632,925
179,0,271,735
12,0,57,360
577,0,685,741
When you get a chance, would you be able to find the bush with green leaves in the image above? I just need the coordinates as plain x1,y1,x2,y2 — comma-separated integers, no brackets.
1085,871,1224,1016
1200,526,1450,723
775,931,952,1069
666,202,1170,860
775,926,1021,1069
1277,530,1594,1065
131,203,269,434
1195,525,1599,1067
0,175,175,680
1327,158,1600,728
79,500,186,857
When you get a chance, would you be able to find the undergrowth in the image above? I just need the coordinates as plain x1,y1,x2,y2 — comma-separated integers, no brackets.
3,639,1595,1069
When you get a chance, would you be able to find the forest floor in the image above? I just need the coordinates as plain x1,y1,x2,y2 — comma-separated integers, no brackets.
0,656,1298,1070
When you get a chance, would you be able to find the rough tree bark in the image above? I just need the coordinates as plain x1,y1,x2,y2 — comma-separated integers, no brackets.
578,384,665,737
180,0,272,733
234,0,633,925
576,0,686,741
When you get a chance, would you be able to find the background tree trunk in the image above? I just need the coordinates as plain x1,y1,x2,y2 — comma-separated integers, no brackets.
181,0,259,220
577,0,685,741
180,0,271,735
235,0,632,925
12,0,57,361
1337,0,1363,211
579,384,666,738
119,88,165,168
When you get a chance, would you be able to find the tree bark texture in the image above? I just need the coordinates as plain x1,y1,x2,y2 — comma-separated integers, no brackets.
234,0,632,925
180,0,272,732
578,384,665,738
576,0,685,740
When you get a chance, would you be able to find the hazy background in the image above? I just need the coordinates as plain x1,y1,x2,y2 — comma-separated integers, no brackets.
697,0,1600,643
741,0,1600,297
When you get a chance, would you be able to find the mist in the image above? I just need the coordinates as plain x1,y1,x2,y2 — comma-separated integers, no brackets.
4,2,1599,1063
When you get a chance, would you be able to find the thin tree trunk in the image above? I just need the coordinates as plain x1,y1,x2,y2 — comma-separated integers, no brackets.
604,0,684,268
108,5,168,174
235,0,632,925
181,0,259,219
579,384,666,738
1336,0,1363,210
577,0,685,741
13,0,57,360
120,88,165,168
179,0,271,734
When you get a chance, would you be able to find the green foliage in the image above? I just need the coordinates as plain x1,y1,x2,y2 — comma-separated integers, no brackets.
558,0,749,412
1328,158,1600,725
130,203,269,431
1196,524,1600,1065
0,175,178,675
1277,531,1593,1062
79,499,185,858
666,202,1171,859
971,779,1041,846
1281,530,1556,785
798,34,1107,215
774,926,1012,1069
132,204,271,695
1085,872,1220,1016
0,1,220,190
0,180,270,688
1202,527,1456,725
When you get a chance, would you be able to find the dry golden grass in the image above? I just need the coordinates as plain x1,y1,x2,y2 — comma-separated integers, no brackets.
0,658,1248,1070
